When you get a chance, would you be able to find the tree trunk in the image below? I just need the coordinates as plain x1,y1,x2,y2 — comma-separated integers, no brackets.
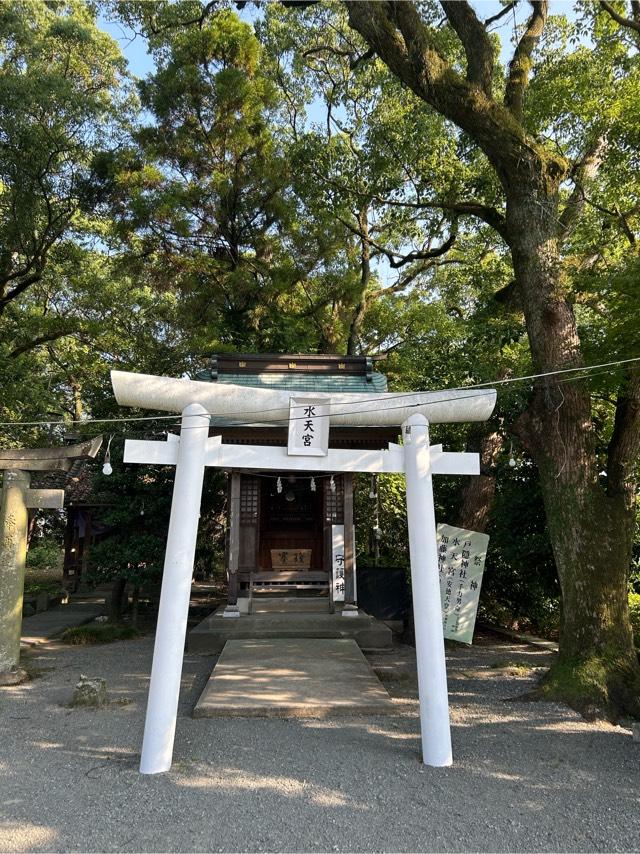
26,512,37,546
346,207,371,356
343,0,640,719
71,378,83,423
317,301,343,354
131,584,140,629
455,428,504,532
510,196,640,718
536,477,639,717
107,577,128,624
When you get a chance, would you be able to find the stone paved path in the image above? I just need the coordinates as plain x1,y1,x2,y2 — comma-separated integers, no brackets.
194,638,394,718
21,592,106,645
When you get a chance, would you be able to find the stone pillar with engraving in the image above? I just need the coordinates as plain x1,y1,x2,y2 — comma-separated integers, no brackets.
0,438,102,683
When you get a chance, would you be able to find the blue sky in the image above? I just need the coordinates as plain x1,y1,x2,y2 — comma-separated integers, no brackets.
98,13,153,79
99,2,580,83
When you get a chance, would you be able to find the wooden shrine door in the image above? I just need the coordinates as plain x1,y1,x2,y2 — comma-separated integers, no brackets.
258,476,324,569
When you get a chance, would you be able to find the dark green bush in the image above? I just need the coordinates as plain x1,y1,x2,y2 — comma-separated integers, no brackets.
60,624,140,644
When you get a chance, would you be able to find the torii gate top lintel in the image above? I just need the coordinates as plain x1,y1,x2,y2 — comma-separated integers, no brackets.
0,435,103,473
111,370,496,426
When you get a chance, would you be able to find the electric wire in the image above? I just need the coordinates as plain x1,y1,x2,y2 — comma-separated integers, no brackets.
93,361,640,431
0,356,637,433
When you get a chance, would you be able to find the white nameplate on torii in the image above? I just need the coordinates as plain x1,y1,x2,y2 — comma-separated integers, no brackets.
123,435,479,477
287,396,330,457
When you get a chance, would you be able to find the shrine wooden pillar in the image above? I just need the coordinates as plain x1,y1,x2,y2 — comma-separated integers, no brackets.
224,471,241,617
343,473,357,610
63,509,76,590
80,510,93,586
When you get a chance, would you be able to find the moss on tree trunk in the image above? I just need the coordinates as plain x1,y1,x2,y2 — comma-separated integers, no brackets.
536,481,640,719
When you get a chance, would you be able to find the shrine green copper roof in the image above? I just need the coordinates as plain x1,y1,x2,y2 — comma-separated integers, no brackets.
195,370,388,394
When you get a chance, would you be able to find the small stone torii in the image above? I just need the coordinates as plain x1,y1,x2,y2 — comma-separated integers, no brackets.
0,436,103,683
110,370,496,775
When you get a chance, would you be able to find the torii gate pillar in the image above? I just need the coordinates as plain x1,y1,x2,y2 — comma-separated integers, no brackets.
140,403,210,775
0,469,71,681
403,413,452,766
0,471,31,679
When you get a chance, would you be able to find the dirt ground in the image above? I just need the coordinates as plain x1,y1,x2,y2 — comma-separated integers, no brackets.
0,629,637,853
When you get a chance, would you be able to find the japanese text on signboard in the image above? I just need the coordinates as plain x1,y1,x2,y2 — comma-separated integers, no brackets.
437,523,489,645
331,524,345,601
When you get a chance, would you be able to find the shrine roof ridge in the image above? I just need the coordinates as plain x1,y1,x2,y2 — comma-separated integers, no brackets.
196,371,388,395
196,352,388,393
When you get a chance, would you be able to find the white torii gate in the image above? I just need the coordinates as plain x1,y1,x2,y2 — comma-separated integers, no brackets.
111,371,496,774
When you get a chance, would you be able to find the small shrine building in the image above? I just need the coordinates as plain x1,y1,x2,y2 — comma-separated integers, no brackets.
195,353,397,615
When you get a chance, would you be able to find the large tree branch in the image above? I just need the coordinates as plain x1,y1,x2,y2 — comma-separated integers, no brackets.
9,329,77,358
317,167,510,239
0,271,43,315
600,1,640,41
485,2,518,27
441,1,494,96
368,260,461,300
375,195,507,240
344,2,565,190
504,1,548,122
302,44,375,70
337,212,458,268
558,135,608,239
376,195,507,239
444,201,507,238
581,196,639,246
607,366,640,502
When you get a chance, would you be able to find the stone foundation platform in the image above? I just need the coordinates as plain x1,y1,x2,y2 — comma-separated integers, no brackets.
188,603,393,654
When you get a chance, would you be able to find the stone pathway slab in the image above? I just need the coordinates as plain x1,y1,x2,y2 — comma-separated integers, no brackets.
193,637,394,718
21,597,106,645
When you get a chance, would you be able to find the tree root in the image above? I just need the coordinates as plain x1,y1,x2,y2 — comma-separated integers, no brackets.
536,654,640,722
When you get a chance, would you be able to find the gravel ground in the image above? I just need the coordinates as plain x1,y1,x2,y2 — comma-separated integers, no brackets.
0,630,637,853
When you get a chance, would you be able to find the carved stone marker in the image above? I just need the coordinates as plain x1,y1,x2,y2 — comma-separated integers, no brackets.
72,674,108,707
0,437,102,683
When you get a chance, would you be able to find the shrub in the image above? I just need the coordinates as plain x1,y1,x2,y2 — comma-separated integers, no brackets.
26,539,61,571
60,624,140,645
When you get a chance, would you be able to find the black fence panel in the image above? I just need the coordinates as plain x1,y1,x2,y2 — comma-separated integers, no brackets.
357,566,409,622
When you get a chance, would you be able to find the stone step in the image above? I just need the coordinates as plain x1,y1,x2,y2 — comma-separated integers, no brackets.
251,596,331,614
188,606,393,654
